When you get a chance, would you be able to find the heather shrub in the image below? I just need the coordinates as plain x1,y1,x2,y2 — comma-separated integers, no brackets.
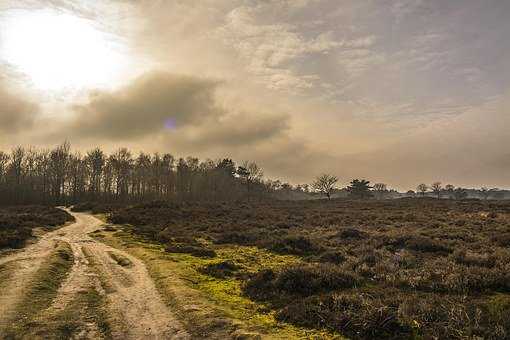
452,249,496,268
318,250,347,264
337,228,368,239
265,236,322,256
0,206,74,250
165,243,216,258
106,199,510,339
495,233,510,247
199,261,241,278
214,231,259,245
404,235,451,253
277,293,410,340
244,264,359,299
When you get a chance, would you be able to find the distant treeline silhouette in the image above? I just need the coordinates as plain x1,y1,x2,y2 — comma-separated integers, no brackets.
0,142,506,206
0,142,271,205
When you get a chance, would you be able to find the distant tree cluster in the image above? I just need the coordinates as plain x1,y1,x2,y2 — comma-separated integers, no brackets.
346,179,373,199
310,175,507,201
311,176,377,200
413,182,504,200
0,143,269,205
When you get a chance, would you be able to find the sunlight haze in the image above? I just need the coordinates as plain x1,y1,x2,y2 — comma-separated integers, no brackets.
0,0,509,190
0,9,131,91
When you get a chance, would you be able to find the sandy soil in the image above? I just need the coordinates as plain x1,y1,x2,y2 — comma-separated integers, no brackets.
0,209,190,339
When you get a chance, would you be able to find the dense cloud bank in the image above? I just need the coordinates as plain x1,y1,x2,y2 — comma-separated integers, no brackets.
1,1,510,190
0,79,37,135
67,72,291,151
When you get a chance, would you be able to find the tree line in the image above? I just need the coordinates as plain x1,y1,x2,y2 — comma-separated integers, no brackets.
0,143,505,205
0,143,269,205
411,182,505,200
311,175,507,201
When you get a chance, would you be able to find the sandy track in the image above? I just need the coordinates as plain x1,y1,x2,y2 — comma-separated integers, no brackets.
0,209,190,339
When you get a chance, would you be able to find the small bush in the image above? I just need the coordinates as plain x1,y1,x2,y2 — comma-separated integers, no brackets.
452,249,496,268
404,236,451,253
165,243,216,258
359,251,382,267
71,202,120,214
318,251,347,264
0,206,74,250
0,227,32,249
337,228,368,239
70,202,95,212
277,293,410,340
244,264,359,299
214,231,258,245
495,234,510,247
265,236,322,255
199,261,241,278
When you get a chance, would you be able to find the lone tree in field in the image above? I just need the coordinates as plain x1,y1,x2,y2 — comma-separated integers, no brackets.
417,184,428,197
347,179,373,199
373,183,387,200
431,182,442,199
312,174,338,200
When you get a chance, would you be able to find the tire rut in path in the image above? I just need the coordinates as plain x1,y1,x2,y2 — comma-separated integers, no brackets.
0,210,190,340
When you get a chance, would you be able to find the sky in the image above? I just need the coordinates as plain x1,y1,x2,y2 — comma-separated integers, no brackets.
0,0,509,190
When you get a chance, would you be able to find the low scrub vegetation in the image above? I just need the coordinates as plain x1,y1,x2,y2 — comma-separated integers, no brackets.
0,206,74,250
106,198,510,338
199,260,241,279
70,201,124,214
245,264,359,299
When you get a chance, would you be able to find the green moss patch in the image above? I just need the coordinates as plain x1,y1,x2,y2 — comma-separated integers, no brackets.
94,228,343,339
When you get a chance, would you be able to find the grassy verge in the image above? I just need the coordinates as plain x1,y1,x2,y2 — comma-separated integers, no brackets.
94,226,343,339
12,245,115,340
2,241,74,338
21,286,113,340
0,260,19,291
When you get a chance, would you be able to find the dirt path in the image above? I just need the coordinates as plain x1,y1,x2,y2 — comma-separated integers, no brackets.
0,210,190,339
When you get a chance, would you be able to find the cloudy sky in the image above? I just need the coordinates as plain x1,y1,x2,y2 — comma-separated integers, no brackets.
0,0,509,190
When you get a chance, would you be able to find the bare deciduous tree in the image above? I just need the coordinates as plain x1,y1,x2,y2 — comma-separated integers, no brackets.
431,182,442,199
0,144,272,205
85,148,105,197
417,184,428,197
373,183,387,200
312,174,338,200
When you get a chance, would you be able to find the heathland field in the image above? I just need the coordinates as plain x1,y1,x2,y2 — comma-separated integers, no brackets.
102,198,510,339
2,199,510,339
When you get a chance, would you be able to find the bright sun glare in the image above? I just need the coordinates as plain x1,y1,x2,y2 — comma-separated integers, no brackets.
0,10,129,91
